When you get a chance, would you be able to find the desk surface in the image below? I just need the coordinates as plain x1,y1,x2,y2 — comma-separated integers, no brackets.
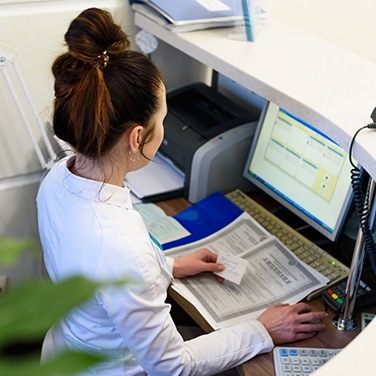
168,284,366,376
135,12,376,182
157,196,375,376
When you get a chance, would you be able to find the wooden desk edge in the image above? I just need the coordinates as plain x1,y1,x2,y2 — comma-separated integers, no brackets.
168,286,214,334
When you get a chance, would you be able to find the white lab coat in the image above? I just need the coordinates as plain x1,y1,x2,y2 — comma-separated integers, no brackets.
37,156,273,375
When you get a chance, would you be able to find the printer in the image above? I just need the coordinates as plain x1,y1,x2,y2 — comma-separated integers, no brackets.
159,83,260,203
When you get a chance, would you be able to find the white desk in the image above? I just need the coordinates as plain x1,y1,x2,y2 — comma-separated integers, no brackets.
135,13,376,181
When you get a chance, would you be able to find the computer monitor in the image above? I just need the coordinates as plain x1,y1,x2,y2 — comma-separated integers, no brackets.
243,101,355,242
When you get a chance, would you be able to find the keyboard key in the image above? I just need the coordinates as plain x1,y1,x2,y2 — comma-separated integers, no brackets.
282,365,292,372
273,347,341,376
280,348,289,357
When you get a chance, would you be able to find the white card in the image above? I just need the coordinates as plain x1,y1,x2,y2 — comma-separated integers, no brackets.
214,252,248,285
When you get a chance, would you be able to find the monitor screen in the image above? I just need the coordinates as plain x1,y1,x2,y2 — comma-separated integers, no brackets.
243,101,355,242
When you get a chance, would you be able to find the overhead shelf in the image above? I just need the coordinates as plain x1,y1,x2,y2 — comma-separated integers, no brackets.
135,12,376,180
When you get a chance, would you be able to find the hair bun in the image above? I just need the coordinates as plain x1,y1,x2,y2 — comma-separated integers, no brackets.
64,7,130,67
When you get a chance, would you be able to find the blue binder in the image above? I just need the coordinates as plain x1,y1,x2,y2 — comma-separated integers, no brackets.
162,192,243,250
131,0,242,25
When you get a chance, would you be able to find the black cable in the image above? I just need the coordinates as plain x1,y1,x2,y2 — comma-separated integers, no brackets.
348,121,376,274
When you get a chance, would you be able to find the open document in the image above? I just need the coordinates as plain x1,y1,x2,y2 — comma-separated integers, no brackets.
166,213,329,330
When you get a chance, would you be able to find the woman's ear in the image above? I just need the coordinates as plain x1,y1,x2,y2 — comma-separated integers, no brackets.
128,125,143,153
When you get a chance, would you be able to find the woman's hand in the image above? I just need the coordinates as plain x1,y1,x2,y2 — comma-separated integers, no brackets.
173,248,224,279
257,302,328,344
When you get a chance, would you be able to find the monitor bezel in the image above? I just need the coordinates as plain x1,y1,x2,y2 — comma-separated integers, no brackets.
243,101,355,242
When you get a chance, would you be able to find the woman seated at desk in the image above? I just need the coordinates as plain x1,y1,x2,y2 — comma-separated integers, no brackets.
37,7,328,375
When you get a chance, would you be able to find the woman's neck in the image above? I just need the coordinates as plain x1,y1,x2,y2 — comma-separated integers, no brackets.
69,154,126,187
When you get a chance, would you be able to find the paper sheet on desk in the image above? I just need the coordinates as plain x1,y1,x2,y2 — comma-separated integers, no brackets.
125,153,184,199
166,213,329,330
133,202,190,244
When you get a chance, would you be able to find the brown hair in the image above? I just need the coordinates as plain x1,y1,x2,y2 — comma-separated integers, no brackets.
52,7,163,158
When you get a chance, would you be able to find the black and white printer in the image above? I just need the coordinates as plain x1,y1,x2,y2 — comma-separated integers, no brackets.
159,83,259,203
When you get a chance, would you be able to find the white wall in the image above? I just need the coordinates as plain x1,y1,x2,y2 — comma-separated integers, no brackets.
0,0,136,286
0,0,135,178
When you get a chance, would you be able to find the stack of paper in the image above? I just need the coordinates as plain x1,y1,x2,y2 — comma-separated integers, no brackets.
125,152,184,201
131,0,244,33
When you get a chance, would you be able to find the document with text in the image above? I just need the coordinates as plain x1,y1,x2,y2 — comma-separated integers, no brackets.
165,213,329,330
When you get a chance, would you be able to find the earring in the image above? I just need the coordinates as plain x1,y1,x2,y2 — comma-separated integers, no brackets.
129,150,141,163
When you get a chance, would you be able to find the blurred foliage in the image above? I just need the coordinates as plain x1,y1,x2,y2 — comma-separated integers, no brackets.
0,238,106,375
0,237,39,266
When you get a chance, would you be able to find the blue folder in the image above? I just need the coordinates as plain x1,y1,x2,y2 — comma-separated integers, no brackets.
162,192,243,250
131,0,242,25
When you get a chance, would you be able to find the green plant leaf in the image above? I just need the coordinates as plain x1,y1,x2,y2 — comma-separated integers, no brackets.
0,276,99,347
0,349,106,376
0,237,39,266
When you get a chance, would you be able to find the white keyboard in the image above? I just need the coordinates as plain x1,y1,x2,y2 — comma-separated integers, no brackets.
273,346,341,376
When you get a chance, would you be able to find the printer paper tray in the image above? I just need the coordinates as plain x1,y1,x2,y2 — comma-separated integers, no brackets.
125,152,185,202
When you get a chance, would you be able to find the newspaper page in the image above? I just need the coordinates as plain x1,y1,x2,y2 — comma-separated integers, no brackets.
166,213,329,330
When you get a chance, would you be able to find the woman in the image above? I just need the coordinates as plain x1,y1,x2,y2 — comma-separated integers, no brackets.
37,8,328,375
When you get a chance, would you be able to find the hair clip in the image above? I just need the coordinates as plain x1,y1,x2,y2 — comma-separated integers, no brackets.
97,50,109,68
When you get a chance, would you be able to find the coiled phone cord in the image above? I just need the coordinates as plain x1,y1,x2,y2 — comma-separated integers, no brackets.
348,122,376,274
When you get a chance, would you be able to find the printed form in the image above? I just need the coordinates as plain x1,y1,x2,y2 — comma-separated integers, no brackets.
165,213,328,330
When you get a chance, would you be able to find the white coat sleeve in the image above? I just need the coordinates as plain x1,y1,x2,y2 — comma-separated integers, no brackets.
98,256,274,376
